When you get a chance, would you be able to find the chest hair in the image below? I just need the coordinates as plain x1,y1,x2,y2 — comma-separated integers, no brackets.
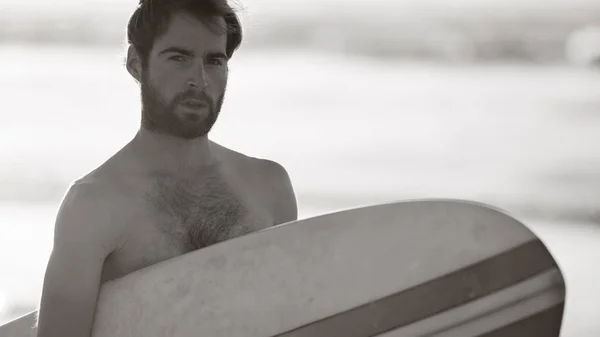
143,170,252,250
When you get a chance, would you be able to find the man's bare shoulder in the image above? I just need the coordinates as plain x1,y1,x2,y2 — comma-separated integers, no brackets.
210,141,290,175
256,158,298,224
211,142,298,224
54,174,129,253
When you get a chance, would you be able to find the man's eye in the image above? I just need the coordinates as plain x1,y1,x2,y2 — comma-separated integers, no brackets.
169,55,186,62
208,58,225,66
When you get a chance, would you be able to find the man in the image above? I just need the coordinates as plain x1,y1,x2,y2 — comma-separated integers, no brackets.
35,1,298,336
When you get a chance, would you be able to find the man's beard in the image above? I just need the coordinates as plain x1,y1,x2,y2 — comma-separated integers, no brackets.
140,74,224,140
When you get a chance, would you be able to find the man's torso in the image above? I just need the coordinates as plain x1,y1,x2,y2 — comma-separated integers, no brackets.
75,142,280,283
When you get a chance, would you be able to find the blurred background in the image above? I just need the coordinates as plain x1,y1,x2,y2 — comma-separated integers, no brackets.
1,0,600,335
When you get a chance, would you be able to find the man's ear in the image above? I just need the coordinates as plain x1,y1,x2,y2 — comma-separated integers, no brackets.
126,45,142,82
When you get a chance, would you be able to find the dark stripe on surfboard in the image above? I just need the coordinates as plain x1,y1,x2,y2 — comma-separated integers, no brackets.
477,304,564,337
275,239,561,337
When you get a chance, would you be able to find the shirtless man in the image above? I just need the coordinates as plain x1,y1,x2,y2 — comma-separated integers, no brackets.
35,1,298,336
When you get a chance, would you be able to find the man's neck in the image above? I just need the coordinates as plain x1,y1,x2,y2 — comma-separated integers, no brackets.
130,128,218,177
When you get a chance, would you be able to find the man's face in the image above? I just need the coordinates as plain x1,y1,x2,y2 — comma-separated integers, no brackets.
140,12,229,139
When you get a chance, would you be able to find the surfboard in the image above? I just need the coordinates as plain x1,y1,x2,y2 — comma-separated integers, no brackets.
0,199,565,337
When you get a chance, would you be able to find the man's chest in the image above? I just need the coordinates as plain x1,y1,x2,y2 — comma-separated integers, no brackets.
143,168,276,244
103,170,275,281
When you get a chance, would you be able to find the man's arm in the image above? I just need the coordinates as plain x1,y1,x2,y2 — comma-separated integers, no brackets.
265,160,298,224
36,181,121,337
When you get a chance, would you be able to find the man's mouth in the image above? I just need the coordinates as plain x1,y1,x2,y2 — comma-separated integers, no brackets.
181,99,208,108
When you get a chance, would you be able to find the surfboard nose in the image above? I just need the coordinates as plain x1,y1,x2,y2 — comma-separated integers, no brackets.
274,200,565,337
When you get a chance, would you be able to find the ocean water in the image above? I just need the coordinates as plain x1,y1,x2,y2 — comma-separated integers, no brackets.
1,44,600,334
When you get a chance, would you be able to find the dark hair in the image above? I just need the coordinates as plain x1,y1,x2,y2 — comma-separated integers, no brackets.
127,0,243,66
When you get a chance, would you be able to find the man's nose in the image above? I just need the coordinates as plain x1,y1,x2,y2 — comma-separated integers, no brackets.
187,64,208,89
